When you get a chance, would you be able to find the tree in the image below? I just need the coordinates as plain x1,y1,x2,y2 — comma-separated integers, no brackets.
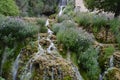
0,0,19,16
84,0,120,17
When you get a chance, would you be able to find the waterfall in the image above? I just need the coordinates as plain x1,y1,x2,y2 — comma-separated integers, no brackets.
109,55,114,68
51,67,54,80
46,20,56,54
72,65,83,80
58,0,67,16
12,53,21,80
66,50,83,80
99,74,103,80
20,59,33,80
67,49,71,61
58,6,63,16
60,0,67,6
0,47,8,75
45,19,49,27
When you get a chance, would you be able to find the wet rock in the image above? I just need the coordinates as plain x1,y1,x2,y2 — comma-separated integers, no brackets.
95,27,115,43
113,52,120,68
103,68,120,80
30,53,78,80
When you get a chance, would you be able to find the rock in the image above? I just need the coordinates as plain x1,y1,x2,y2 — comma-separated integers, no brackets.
95,27,115,43
103,68,120,80
113,52,120,68
30,53,77,80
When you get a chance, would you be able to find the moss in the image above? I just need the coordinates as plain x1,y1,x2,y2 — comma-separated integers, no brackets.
59,50,67,59
71,52,78,66
79,67,89,80
64,75,72,80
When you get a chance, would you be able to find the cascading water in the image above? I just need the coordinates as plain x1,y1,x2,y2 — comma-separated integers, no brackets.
109,55,114,68
99,55,114,80
0,47,14,75
58,0,67,16
58,6,63,16
67,49,71,61
46,19,56,54
12,53,21,80
0,47,8,75
45,19,49,27
21,61,33,80
99,74,103,80
72,65,83,80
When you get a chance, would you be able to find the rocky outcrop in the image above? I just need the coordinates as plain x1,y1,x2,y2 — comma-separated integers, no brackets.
113,52,120,68
103,68,120,80
31,53,78,80
95,27,116,43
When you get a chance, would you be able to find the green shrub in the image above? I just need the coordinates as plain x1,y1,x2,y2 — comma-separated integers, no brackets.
0,0,19,16
52,20,76,34
24,0,58,16
37,18,46,27
52,23,63,34
57,28,78,50
98,46,115,70
74,12,108,30
79,47,100,80
57,26,94,52
0,77,5,80
62,20,76,29
74,12,91,27
57,14,70,23
37,18,47,33
0,17,39,46
109,18,120,45
75,29,94,52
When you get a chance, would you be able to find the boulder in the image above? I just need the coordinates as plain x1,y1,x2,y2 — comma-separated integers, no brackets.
103,68,120,80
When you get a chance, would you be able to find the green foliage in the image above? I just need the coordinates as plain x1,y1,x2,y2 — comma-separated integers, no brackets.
79,47,100,80
84,0,120,17
0,0,19,16
17,0,59,16
63,0,75,16
57,14,70,23
0,17,39,46
74,12,108,29
98,46,115,70
57,28,78,50
37,18,47,33
52,20,76,34
56,21,94,52
52,23,63,34
0,77,5,80
109,18,120,45
75,29,94,52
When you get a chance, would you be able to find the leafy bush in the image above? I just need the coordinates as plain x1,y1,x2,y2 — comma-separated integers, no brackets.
79,47,100,80
52,20,76,34
74,12,108,30
75,28,94,52
109,18,120,45
74,12,91,27
0,77,5,80
62,20,76,29
0,17,39,45
57,28,78,50
57,26,94,52
52,23,63,34
57,14,70,23
37,18,47,33
0,0,19,16
17,0,59,16
98,46,115,70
